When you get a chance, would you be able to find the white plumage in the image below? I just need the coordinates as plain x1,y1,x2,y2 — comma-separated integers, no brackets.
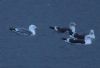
28,24,37,36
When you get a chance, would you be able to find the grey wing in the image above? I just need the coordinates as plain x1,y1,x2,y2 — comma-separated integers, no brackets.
16,28,32,36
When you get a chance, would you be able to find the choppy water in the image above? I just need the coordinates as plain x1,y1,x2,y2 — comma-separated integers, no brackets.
0,0,100,68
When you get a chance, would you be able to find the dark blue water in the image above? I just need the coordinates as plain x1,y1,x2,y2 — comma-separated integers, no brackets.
0,0,100,68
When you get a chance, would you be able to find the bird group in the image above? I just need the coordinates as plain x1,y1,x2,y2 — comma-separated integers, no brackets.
50,22,95,45
9,22,95,45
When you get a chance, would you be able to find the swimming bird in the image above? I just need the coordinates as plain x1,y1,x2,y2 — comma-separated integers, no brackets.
49,22,76,34
71,29,95,40
62,29,95,45
9,24,37,36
